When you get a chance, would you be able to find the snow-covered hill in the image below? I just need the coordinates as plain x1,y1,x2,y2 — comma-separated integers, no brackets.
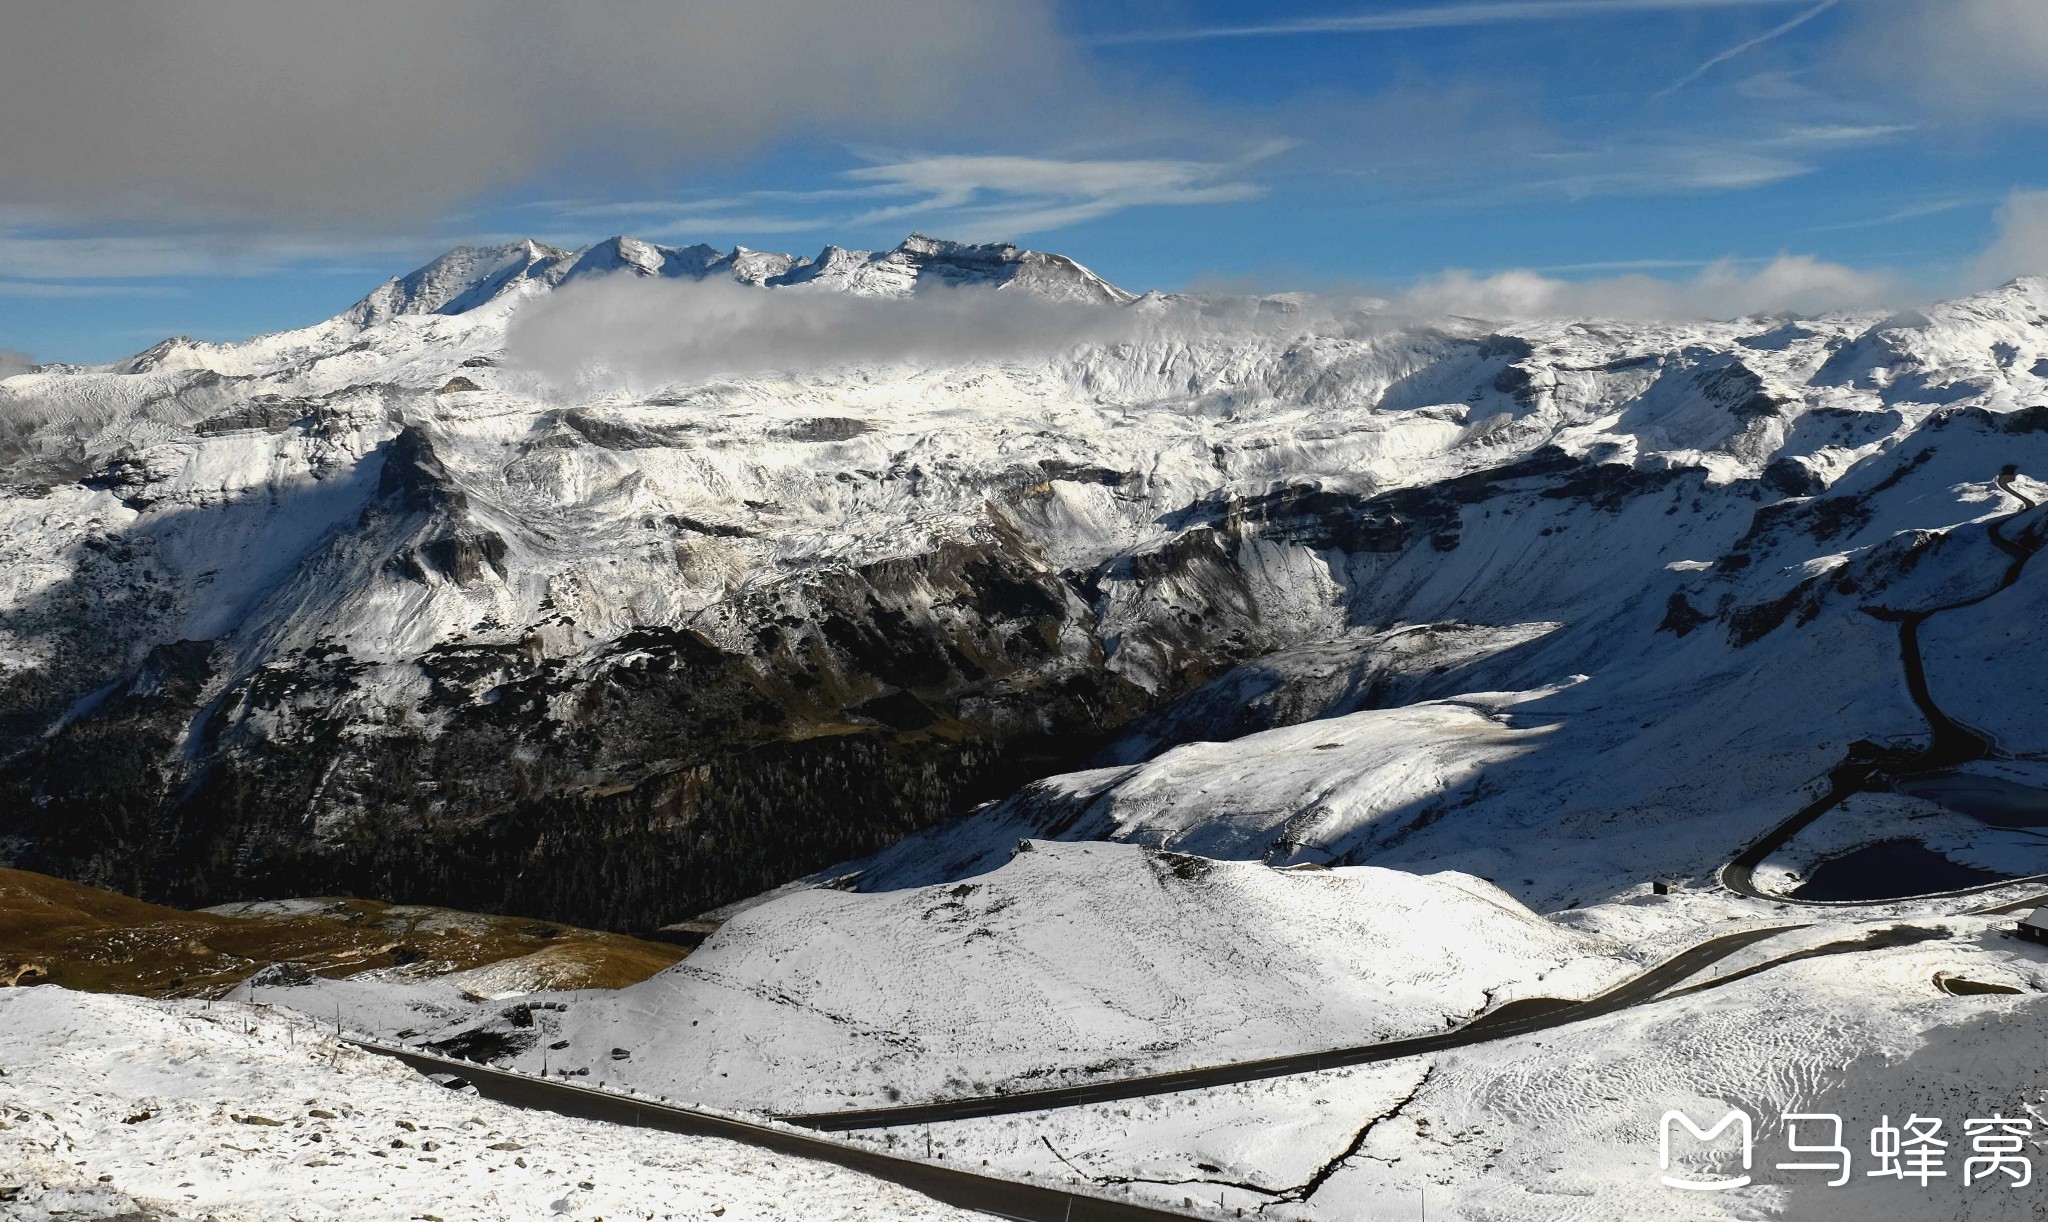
1,233,2045,934
0,986,981,1222
387,840,1634,1113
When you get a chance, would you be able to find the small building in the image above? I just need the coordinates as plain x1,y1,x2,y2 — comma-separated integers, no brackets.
2018,907,2048,946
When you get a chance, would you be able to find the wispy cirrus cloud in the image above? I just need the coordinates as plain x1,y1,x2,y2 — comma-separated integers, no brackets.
0,281,179,300
538,193,849,239
1513,145,1814,198
0,146,1271,291
1763,123,1916,147
1650,0,1844,100
844,152,1275,239
0,227,425,282
1097,0,1836,44
1804,196,1985,233
631,217,833,239
1526,123,1906,200
529,150,1278,246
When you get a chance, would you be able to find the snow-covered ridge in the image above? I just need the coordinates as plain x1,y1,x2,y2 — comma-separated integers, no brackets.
341,230,1135,330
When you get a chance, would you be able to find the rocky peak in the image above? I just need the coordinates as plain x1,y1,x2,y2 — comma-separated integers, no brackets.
343,240,567,328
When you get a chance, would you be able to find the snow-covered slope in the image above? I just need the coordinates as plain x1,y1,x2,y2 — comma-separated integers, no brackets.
1,234,2045,934
934,916,2048,1222
0,986,980,1222
360,840,1633,1113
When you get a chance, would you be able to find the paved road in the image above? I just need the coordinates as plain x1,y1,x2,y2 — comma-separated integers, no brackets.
363,916,1974,1155
353,1041,1198,1222
1722,468,2045,905
777,924,1799,1130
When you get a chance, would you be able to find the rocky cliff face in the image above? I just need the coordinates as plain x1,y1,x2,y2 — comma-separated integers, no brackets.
1,238,2044,926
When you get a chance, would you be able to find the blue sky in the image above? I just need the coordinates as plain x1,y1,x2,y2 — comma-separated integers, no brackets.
3,0,2045,363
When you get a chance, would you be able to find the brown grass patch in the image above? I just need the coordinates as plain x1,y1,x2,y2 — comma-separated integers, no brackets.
0,867,685,999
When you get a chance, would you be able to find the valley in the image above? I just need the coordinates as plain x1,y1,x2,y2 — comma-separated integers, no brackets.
5,236,2048,1221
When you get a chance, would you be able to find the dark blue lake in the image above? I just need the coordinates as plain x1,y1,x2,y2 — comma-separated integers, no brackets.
1792,838,2010,902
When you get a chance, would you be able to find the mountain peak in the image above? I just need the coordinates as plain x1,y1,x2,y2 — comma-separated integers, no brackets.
343,240,566,328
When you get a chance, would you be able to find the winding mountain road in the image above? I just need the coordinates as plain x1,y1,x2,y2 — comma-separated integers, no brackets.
352,1040,1199,1222
357,923,1806,1158
776,923,1835,1131
1722,468,2045,904
362,919,1950,1149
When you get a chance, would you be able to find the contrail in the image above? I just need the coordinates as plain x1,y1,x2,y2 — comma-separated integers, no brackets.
1096,0,1828,45
1650,0,1843,100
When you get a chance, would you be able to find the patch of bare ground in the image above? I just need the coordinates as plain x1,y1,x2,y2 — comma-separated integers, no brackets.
0,866,684,998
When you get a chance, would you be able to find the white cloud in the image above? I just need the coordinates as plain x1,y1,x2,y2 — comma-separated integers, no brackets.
506,276,1133,389
0,1,1067,224
1973,191,2048,283
0,349,32,378
1842,0,2048,119
505,246,1927,394
1395,254,1905,320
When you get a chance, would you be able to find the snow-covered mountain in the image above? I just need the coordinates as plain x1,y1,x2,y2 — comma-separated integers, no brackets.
2,232,2045,937
341,230,1133,330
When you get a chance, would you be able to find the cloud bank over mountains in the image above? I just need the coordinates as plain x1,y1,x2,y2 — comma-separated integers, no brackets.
1393,184,2048,321
1974,191,2048,287
507,276,1134,389
1392,254,1902,322
507,189,2048,385
502,248,1910,390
